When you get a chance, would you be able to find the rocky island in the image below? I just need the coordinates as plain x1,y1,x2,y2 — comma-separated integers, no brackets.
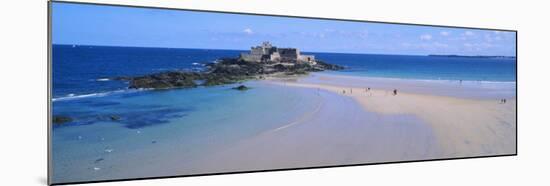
116,42,344,89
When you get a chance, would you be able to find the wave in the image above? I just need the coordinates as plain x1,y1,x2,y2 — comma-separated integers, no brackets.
52,89,145,102
414,78,517,85
153,68,179,71
95,78,110,82
321,72,516,84
52,92,111,102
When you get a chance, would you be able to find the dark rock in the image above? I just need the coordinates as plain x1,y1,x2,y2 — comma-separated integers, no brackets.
202,73,238,86
315,60,345,70
112,76,132,81
232,85,250,91
109,115,120,121
128,71,199,89
115,57,343,90
52,115,72,125
273,64,288,71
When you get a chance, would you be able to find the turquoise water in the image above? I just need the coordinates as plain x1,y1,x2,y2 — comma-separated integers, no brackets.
52,81,322,182
51,45,516,183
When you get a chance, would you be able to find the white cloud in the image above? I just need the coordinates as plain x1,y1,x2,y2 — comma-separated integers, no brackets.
401,42,449,51
440,31,450,36
484,32,505,43
243,28,254,35
298,31,326,39
463,42,494,51
420,34,433,41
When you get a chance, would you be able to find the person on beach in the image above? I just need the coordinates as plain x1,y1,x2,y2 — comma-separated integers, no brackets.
343,90,346,94
500,99,507,104
350,88,353,94
393,89,398,96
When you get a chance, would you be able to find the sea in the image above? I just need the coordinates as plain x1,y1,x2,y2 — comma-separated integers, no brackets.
51,44,516,183
52,45,516,100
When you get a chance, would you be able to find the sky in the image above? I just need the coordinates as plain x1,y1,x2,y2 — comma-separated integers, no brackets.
52,2,516,56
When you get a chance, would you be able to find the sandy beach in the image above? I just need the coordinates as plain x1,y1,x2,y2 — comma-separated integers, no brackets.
51,73,516,182
284,74,516,156
49,4,519,184
185,73,516,173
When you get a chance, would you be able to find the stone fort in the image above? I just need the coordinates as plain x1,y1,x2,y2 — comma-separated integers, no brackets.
240,42,316,64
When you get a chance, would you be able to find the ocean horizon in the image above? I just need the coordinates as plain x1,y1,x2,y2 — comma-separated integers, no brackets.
52,44,516,100
53,43,517,58
49,1,518,183
51,40,516,184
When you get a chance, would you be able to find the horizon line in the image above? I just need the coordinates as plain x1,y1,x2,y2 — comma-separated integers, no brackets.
51,43,517,58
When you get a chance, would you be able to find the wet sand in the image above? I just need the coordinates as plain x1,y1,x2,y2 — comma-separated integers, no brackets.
272,73,516,157
51,73,516,183
188,73,516,173
187,87,440,173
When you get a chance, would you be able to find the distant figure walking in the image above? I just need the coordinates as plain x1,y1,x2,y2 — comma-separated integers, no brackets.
393,89,398,96
500,99,507,104
350,88,353,94
343,90,346,94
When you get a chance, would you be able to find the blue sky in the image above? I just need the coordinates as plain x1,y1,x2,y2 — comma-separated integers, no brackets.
52,2,516,56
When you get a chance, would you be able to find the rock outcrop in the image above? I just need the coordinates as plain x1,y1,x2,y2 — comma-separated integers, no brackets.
52,115,73,125
128,71,201,89
232,85,250,91
116,57,344,90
